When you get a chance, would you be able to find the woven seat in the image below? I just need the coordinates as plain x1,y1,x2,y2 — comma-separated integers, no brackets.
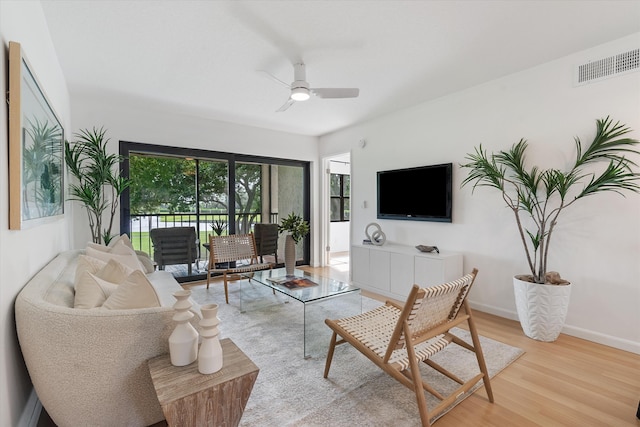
206,233,272,303
324,269,493,426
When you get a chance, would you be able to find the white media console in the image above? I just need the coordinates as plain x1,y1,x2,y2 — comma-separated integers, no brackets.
351,243,463,301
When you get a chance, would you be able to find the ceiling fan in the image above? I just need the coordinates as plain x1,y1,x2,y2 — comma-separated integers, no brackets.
261,63,359,112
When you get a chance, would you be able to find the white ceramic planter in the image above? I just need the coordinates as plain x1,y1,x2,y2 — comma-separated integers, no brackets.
513,276,572,342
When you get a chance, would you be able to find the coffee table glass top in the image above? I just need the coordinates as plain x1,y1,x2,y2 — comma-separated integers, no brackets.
246,268,359,304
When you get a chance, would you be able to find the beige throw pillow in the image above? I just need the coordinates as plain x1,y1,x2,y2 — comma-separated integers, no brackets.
102,270,161,310
107,234,134,249
74,272,119,309
85,240,144,272
135,251,156,274
97,258,135,284
75,255,108,290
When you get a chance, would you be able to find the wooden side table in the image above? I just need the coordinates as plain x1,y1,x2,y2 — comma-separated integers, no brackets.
148,338,259,427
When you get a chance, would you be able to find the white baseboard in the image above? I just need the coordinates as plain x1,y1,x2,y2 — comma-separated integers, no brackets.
469,300,640,355
17,389,41,427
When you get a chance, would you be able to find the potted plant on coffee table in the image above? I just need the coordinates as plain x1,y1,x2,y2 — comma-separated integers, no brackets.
278,212,310,275
461,117,640,341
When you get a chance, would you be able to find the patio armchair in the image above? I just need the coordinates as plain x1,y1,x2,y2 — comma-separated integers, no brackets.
150,227,198,275
253,223,279,264
323,269,493,427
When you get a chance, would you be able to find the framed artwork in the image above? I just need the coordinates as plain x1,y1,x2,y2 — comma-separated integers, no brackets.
8,41,64,230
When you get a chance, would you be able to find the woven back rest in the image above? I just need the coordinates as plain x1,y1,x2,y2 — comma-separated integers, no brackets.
209,234,257,264
392,271,476,350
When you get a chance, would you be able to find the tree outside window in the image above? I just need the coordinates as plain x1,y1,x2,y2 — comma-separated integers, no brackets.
330,173,350,222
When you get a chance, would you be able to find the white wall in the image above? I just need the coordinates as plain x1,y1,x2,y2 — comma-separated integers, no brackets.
0,2,72,426
69,93,322,262
320,33,640,353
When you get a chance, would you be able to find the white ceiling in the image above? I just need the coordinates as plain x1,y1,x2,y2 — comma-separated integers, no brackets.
40,1,640,137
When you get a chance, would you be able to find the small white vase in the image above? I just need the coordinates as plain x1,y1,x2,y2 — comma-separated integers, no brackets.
198,303,223,374
513,276,572,342
169,290,198,366
284,234,296,275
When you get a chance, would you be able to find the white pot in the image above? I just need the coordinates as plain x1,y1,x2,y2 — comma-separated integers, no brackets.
513,276,572,342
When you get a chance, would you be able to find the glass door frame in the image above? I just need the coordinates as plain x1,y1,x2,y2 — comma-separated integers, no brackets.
119,140,311,269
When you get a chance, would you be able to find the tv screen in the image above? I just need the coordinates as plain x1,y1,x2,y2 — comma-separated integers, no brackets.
377,163,452,222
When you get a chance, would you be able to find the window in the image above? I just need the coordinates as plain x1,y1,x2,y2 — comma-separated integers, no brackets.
330,173,350,222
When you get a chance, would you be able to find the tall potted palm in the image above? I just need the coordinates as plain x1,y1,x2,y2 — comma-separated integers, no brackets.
65,127,131,244
461,117,640,341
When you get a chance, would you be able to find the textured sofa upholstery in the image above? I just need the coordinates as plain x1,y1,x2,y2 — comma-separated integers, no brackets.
15,250,200,427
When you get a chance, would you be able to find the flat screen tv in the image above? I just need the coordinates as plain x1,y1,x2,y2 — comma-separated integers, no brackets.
377,163,452,222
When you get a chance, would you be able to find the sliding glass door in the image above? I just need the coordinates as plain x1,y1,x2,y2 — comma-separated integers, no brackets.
119,141,309,282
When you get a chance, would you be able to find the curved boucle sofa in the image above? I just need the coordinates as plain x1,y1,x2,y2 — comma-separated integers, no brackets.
15,250,200,427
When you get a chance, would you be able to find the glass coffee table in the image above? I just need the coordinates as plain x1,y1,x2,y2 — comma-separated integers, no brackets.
241,268,361,358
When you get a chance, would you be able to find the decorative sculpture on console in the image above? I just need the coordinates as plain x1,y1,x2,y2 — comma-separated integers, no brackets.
365,222,386,246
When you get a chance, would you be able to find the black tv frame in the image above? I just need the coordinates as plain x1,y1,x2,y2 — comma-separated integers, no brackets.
376,163,452,223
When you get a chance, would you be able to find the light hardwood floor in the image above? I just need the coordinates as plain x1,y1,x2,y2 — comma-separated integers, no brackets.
299,264,640,426
40,264,640,426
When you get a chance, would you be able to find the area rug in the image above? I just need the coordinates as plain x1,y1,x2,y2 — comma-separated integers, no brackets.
189,281,524,426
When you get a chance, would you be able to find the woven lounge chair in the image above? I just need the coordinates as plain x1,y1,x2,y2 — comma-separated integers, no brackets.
324,269,493,427
206,233,272,303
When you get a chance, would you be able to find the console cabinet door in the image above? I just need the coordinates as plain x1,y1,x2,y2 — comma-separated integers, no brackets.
414,257,444,287
390,252,415,297
414,255,463,287
369,250,390,292
351,245,370,285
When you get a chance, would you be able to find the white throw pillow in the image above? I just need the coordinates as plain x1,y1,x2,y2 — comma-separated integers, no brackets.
135,251,156,274
86,242,110,253
74,272,119,309
85,240,145,272
97,258,135,284
102,270,161,310
107,234,134,249
75,255,108,290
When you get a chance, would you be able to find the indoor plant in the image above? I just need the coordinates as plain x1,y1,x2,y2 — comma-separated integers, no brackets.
65,127,131,244
461,117,639,341
278,212,310,275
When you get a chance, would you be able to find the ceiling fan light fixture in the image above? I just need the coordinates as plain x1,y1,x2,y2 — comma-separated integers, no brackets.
291,87,310,101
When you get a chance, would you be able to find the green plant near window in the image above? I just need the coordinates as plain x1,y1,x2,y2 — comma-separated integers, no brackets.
210,218,227,236
461,117,640,284
278,212,310,243
65,127,131,244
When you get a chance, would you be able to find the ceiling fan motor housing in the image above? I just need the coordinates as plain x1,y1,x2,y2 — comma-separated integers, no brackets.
291,80,310,101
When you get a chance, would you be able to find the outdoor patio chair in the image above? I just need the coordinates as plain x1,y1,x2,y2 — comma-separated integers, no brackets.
149,226,198,275
323,269,493,427
207,233,273,303
254,223,279,264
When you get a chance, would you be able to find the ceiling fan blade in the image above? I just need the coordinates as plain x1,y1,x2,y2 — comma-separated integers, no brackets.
311,88,359,99
276,98,296,112
258,69,290,88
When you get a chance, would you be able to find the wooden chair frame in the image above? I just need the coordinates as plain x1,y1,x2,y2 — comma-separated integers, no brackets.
206,233,272,303
324,269,493,426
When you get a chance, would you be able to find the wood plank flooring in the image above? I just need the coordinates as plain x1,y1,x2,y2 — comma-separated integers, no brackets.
295,265,640,427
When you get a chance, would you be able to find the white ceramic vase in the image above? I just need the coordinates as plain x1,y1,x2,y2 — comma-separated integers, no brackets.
168,290,199,366
284,234,296,275
198,303,224,374
513,276,572,342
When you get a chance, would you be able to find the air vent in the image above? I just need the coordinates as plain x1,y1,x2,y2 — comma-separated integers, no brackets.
574,48,639,86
